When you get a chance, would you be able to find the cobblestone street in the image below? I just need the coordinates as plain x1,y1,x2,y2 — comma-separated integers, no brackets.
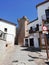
0,45,49,65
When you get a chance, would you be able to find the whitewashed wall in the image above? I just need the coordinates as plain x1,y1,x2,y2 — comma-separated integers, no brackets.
25,1,49,48
27,20,40,48
28,33,39,48
28,2,49,32
0,40,6,64
28,20,38,30
0,21,16,45
37,1,49,31
24,33,39,48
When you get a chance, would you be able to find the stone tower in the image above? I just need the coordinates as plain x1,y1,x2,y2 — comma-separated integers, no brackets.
17,16,29,46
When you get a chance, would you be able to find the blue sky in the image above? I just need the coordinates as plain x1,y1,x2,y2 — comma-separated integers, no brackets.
0,0,44,25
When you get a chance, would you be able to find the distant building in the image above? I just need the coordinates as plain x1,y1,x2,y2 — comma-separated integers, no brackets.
24,0,49,48
0,18,16,46
17,16,29,46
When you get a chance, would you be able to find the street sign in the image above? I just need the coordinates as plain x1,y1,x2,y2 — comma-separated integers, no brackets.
42,26,48,31
42,26,48,34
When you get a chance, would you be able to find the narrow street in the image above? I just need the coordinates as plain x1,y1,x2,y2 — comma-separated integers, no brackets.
0,45,48,65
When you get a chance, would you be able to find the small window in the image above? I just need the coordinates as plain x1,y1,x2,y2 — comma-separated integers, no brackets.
36,24,39,31
4,28,7,32
30,27,32,30
45,9,49,19
45,9,49,23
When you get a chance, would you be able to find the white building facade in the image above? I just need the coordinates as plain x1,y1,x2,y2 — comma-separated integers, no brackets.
0,19,16,46
24,1,49,48
24,19,40,48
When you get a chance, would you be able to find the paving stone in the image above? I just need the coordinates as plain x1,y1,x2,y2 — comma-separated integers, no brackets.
0,45,48,65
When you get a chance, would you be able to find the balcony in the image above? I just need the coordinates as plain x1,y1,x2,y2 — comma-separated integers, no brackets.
29,30,33,34
42,14,46,21
29,27,37,34
0,30,6,40
42,14,49,23
29,25,39,34
41,14,49,30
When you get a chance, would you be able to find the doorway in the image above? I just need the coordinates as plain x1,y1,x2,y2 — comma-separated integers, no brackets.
30,38,34,46
46,34,49,45
25,39,28,46
38,38,40,46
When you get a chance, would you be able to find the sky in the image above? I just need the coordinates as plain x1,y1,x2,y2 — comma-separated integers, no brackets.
0,0,45,25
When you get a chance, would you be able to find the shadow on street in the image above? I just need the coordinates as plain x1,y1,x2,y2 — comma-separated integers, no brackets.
45,62,49,65
21,46,41,52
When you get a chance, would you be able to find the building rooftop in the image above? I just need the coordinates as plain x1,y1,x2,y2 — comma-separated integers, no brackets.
0,18,16,26
17,16,29,22
36,0,49,8
28,18,38,25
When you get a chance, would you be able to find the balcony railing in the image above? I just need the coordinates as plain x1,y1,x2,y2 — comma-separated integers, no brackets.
41,14,49,30
41,14,49,23
29,26,39,34
29,30,33,34
29,28,37,34
0,30,7,41
41,14,46,21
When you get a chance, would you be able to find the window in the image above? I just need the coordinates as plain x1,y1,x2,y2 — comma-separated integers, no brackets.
45,9,49,19
36,24,39,31
29,27,33,34
4,28,7,32
45,9,49,23
30,27,32,30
